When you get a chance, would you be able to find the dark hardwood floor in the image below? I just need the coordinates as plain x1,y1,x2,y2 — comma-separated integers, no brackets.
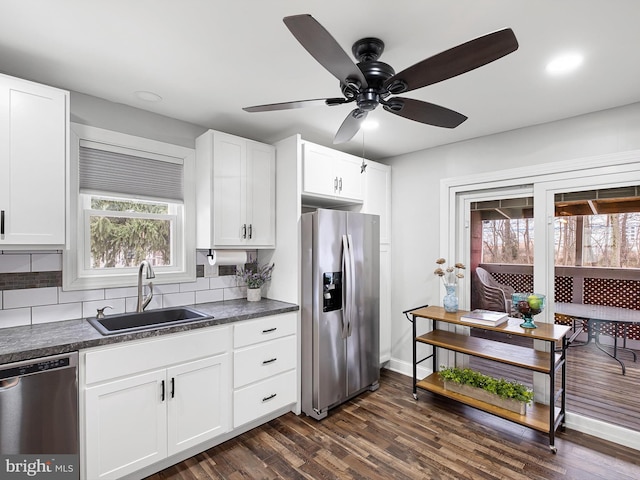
146,369,640,480
470,328,640,432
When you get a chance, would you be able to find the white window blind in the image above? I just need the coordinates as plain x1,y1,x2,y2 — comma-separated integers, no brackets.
79,145,184,202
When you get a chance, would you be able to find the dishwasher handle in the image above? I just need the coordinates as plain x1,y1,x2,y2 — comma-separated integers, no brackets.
0,377,20,391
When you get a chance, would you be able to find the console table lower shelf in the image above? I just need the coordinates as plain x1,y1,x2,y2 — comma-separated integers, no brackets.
417,372,562,435
405,305,570,454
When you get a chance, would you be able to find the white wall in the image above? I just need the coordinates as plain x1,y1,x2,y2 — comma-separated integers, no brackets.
386,102,640,370
70,91,206,148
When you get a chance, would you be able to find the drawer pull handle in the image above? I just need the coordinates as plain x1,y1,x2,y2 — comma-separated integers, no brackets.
262,393,277,402
161,380,165,402
262,327,277,334
262,358,277,365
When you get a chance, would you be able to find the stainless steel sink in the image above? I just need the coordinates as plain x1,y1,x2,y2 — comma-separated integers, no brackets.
88,307,212,335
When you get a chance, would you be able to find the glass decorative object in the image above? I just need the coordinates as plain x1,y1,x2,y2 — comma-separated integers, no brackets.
512,293,546,329
443,285,459,313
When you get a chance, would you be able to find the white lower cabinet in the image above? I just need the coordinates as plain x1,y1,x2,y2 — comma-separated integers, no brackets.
167,356,229,455
81,312,299,480
82,327,231,480
85,369,168,479
232,312,297,428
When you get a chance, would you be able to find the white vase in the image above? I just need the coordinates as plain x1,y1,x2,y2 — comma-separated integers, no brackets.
247,287,261,302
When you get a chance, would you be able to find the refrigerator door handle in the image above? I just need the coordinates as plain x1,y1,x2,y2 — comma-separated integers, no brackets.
341,234,351,339
346,234,356,337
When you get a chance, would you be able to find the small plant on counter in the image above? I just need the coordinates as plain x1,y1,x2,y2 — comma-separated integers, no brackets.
236,261,275,289
439,366,534,404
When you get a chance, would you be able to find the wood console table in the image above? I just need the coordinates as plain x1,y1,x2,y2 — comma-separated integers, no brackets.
405,305,571,453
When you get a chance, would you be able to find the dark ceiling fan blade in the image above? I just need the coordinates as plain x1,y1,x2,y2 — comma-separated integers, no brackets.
283,14,368,89
382,97,467,128
243,97,348,112
384,28,518,94
334,109,367,144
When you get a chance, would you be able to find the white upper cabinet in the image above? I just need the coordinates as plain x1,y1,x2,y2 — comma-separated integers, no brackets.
302,142,364,203
0,74,68,247
196,130,275,248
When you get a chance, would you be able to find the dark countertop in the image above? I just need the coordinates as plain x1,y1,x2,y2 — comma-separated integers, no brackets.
0,298,299,364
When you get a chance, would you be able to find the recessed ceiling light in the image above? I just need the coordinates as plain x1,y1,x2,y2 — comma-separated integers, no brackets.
134,90,163,102
546,53,583,75
361,119,379,130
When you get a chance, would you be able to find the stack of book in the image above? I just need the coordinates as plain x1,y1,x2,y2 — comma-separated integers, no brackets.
460,309,508,327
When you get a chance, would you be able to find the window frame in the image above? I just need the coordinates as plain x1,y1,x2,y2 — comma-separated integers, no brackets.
64,123,196,290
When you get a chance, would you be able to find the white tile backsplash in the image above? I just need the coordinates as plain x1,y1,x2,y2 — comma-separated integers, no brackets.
195,289,224,304
179,278,210,292
210,276,237,289
223,286,246,301
0,308,31,328
105,286,138,299
0,254,31,273
83,298,126,318
153,283,181,295
0,251,245,327
31,253,62,272
32,302,82,325
125,295,163,313
3,287,58,309
163,292,195,307
58,288,105,304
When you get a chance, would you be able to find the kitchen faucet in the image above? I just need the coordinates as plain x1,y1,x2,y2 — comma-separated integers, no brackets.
137,260,155,312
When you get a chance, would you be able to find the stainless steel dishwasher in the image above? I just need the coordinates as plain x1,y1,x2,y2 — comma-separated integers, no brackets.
0,352,78,455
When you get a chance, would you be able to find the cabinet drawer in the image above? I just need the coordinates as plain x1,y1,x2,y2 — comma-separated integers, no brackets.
233,369,296,428
234,335,296,388
233,312,296,348
84,326,231,385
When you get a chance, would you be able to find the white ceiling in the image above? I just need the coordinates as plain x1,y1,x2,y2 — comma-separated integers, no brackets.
1,0,639,160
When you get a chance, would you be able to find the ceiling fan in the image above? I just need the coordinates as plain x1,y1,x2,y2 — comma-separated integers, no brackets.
243,14,519,144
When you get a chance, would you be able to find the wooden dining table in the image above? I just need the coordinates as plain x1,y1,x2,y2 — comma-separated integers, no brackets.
554,302,640,374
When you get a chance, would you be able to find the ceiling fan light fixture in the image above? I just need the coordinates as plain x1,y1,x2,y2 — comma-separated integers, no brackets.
361,119,379,130
546,53,583,75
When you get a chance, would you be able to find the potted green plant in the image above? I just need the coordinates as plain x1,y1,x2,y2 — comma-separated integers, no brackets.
438,366,534,414
236,261,275,301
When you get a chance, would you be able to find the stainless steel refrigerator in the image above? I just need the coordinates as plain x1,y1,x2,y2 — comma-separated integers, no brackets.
301,209,380,420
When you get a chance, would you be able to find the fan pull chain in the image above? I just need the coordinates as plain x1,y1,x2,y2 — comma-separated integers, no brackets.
360,131,368,174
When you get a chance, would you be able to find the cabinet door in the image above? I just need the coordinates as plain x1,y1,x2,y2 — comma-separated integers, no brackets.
246,141,275,247
167,354,230,456
213,133,246,245
379,244,392,364
302,143,337,197
334,154,364,201
362,161,391,244
85,370,167,480
0,76,67,245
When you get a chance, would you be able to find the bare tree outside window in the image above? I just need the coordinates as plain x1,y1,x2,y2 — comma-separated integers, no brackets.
482,218,534,264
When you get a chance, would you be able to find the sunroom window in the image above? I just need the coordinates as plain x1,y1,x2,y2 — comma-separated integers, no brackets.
64,124,195,290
